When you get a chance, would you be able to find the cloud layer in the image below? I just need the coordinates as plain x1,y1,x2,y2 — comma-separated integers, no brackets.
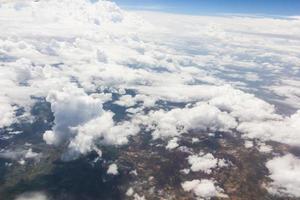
0,1,300,197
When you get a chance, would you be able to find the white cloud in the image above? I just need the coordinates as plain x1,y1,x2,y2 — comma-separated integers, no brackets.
42,86,104,146
137,102,237,139
126,187,134,196
257,141,273,153
115,95,136,107
24,148,40,159
137,84,280,124
266,154,300,197
107,163,119,175
192,138,200,143
0,101,15,128
244,140,254,148
238,110,300,146
43,86,139,160
68,114,139,158
267,79,300,109
188,153,226,174
0,148,40,162
116,94,157,108
166,137,179,150
182,179,226,199
15,192,48,200
133,194,146,200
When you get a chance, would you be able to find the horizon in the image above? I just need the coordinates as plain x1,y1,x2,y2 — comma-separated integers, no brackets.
112,0,300,16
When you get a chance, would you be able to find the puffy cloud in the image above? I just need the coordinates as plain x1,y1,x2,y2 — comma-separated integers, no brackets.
208,87,279,122
166,137,179,150
257,141,273,153
43,86,104,146
192,138,200,143
137,102,237,139
15,192,48,200
182,179,226,199
115,94,157,108
266,154,300,197
267,79,300,109
42,130,57,146
24,148,40,159
244,140,254,148
126,187,134,196
68,114,139,158
0,101,15,128
133,194,146,200
115,95,136,107
0,148,40,162
238,110,300,146
137,84,280,123
107,163,119,175
43,86,139,160
188,153,226,174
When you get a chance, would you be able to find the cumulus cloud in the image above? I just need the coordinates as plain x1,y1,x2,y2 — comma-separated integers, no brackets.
115,95,136,107
126,187,134,196
182,179,226,199
116,94,156,108
244,140,254,148
137,102,237,139
138,84,278,122
166,137,179,150
133,194,146,200
43,86,139,160
188,153,226,174
42,86,104,146
266,154,300,197
238,110,300,146
67,114,139,158
0,102,15,128
107,163,119,175
15,192,48,200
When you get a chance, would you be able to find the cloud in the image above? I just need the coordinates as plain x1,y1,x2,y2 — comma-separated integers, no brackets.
238,110,300,146
107,163,119,175
0,101,15,128
136,102,237,139
166,137,179,150
43,86,139,160
42,86,104,146
15,192,48,200
133,193,146,200
116,94,157,108
182,179,226,199
188,152,226,174
115,95,136,107
0,148,40,163
267,79,300,109
126,187,134,196
67,114,139,159
266,154,300,197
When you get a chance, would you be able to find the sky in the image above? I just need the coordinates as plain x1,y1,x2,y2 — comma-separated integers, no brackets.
113,0,300,16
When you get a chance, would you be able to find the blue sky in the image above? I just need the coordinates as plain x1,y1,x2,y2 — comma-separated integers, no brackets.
113,0,300,16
